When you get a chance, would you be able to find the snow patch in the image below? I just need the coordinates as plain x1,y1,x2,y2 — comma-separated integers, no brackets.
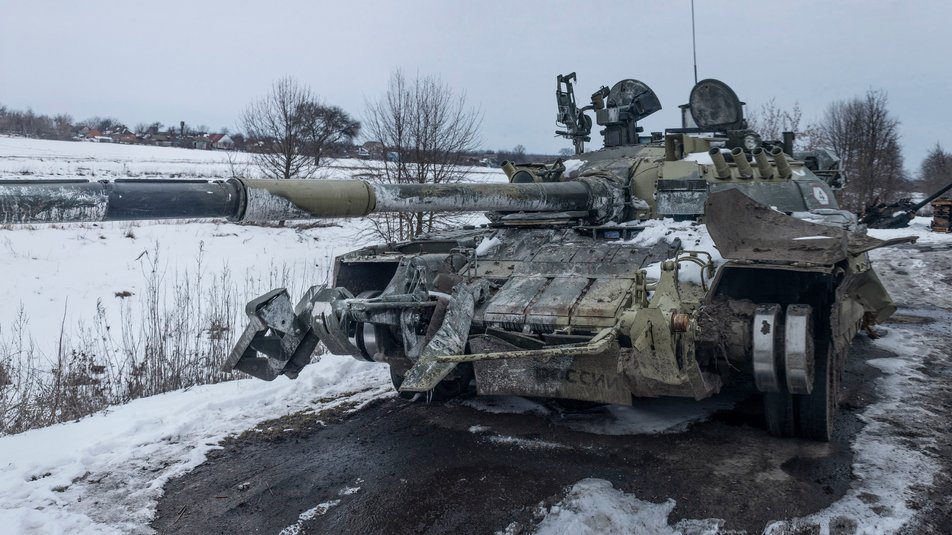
561,159,586,176
764,326,942,533
486,435,569,451
868,216,952,245
533,478,723,535
682,151,716,165
624,219,724,285
338,486,361,496
279,499,342,535
476,236,502,256
0,135,508,184
0,356,391,535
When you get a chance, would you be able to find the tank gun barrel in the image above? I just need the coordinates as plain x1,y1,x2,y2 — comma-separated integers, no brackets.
0,177,608,225
0,179,242,223
910,180,952,212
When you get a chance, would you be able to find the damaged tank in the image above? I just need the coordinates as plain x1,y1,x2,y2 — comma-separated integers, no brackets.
0,74,915,441
861,180,952,229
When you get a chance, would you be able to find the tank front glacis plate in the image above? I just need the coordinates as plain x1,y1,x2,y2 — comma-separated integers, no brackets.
470,228,678,334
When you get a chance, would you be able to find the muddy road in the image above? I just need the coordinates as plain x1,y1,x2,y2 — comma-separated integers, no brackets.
152,242,952,534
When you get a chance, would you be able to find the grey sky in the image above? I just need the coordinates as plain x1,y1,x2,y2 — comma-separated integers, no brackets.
1,0,948,171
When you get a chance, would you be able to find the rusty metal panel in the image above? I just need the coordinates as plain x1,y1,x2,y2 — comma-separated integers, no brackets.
525,276,590,328
573,278,634,319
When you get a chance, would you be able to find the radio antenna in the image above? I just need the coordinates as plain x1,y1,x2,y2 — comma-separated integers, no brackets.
691,0,698,84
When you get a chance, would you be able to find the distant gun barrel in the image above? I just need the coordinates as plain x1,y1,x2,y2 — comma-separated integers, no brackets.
910,180,952,212
862,180,952,229
0,177,611,225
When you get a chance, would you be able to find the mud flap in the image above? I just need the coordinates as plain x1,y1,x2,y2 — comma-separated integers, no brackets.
625,308,721,399
399,285,477,393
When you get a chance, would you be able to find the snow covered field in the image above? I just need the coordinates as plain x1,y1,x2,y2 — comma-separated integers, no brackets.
1,138,951,534
0,137,504,430
0,135,504,182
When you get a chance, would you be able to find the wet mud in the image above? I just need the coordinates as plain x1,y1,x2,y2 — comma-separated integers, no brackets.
153,241,952,535
152,340,888,535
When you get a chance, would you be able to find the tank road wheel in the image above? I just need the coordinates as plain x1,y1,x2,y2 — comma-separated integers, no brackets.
796,339,836,441
754,304,796,437
389,364,474,401
389,367,417,400
432,364,475,400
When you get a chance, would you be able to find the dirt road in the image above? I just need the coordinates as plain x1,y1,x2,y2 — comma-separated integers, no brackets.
152,242,952,534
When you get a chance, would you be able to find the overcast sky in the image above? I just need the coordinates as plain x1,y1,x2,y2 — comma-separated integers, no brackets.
1,0,948,172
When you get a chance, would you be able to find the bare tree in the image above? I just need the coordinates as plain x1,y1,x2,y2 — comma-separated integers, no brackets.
52,114,73,140
747,99,806,146
296,102,360,166
78,117,127,134
0,106,72,139
243,77,360,179
919,143,952,196
815,90,904,210
362,70,481,242
243,77,318,179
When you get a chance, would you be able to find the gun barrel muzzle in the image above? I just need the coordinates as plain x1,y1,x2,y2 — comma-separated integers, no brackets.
0,179,242,224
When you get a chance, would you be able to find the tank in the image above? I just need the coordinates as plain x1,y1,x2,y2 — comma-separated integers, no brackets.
860,180,952,229
0,74,916,441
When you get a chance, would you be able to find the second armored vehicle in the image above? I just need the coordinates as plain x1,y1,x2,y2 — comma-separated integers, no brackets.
861,180,952,229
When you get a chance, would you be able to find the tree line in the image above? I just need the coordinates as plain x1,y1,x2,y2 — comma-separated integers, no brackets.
748,91,951,211
0,107,115,140
4,76,950,217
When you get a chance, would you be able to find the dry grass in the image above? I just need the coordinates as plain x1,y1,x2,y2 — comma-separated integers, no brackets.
0,241,328,436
